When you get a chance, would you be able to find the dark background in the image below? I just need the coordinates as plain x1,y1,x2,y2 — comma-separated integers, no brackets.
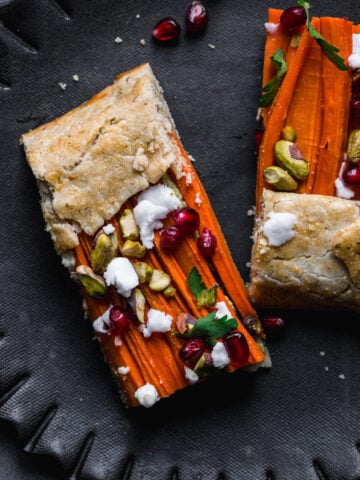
1,0,360,479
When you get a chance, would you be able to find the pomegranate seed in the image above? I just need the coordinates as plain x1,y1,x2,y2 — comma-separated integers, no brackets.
223,331,249,368
152,17,181,42
179,338,206,363
279,6,306,34
263,316,285,331
108,305,131,336
173,207,200,234
160,225,183,252
185,1,208,34
343,165,360,185
197,227,217,256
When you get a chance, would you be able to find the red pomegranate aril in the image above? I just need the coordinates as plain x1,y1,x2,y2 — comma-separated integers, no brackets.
279,6,306,34
173,207,200,234
223,331,250,368
160,225,183,252
255,128,264,154
197,227,217,256
263,316,285,331
108,305,131,336
185,1,208,33
343,165,360,185
179,338,206,363
152,17,181,42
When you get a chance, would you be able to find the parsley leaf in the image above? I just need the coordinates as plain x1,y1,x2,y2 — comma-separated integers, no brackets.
259,48,288,107
297,0,348,71
187,266,217,307
174,312,237,347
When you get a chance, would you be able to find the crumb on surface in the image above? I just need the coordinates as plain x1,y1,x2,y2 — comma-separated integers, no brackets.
72,74,79,82
59,82,67,90
208,43,216,49
114,36,123,43
320,351,326,356
339,373,346,380
140,38,146,46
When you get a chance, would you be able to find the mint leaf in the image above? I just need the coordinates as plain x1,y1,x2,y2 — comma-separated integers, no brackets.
259,48,288,107
174,312,237,347
297,0,348,71
186,266,217,307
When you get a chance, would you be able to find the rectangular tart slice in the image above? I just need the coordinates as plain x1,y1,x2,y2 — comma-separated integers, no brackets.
250,8,360,312
21,63,266,408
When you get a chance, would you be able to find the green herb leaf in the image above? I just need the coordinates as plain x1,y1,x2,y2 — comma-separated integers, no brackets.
186,266,217,307
187,266,205,299
297,0,348,71
259,48,288,107
174,312,237,347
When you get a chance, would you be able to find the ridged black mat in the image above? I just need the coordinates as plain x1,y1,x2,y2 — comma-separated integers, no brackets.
1,0,360,479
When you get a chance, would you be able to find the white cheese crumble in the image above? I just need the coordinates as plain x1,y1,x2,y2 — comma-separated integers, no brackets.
211,342,231,369
215,301,233,319
348,53,360,70
133,184,181,248
194,192,202,206
118,366,130,375
263,211,297,246
264,22,280,35
142,308,173,338
184,366,199,384
61,251,76,271
140,38,146,46
134,383,159,408
93,307,111,333
352,33,360,55
103,223,115,234
103,257,139,297
335,177,355,199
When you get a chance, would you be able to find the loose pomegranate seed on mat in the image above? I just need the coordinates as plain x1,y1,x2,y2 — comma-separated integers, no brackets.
343,164,360,185
152,17,181,42
279,6,306,34
174,207,200,234
185,1,208,33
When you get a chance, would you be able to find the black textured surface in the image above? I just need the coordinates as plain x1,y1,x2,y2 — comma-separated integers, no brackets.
1,0,360,479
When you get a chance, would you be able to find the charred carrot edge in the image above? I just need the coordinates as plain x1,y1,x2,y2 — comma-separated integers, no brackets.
72,130,266,406
312,17,353,195
256,21,316,211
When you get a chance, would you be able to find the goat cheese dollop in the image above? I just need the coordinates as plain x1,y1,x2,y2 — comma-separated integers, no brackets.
133,184,181,248
184,366,199,384
142,308,173,338
211,342,231,369
103,257,139,297
93,306,111,333
134,383,159,408
263,211,297,246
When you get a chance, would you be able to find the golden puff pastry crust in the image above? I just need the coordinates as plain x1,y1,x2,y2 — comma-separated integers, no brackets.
249,189,360,312
21,63,183,253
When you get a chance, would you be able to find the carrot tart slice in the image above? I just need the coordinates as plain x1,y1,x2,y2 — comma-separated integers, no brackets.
250,4,360,312
21,63,266,408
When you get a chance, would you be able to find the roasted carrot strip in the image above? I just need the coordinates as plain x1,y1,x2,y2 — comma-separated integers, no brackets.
312,17,353,195
256,23,316,210
170,132,263,329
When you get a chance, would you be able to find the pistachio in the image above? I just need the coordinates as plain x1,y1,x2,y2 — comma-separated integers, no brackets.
347,129,360,163
197,285,218,307
263,166,298,191
281,125,297,142
149,269,171,291
193,352,214,377
120,240,146,258
90,231,118,274
119,209,139,240
274,140,309,180
72,265,107,297
133,262,153,283
175,312,197,334
243,314,265,339
128,288,146,323
163,285,177,298
161,173,186,205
